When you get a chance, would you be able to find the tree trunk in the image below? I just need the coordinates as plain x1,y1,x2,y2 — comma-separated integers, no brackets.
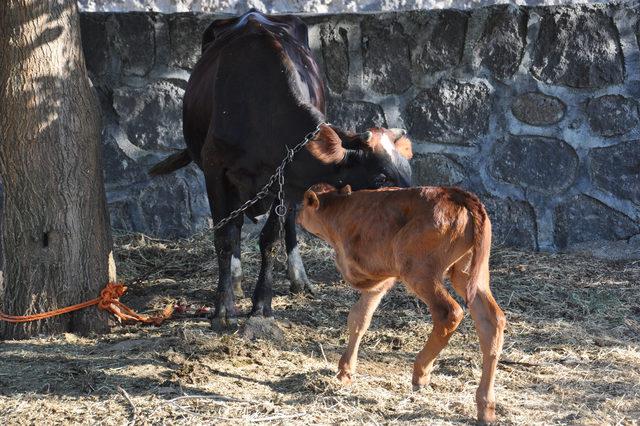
0,0,115,339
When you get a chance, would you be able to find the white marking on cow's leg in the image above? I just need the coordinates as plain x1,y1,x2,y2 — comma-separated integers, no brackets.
231,255,243,298
287,245,315,294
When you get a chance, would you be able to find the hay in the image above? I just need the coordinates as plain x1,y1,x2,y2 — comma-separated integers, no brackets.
0,230,638,425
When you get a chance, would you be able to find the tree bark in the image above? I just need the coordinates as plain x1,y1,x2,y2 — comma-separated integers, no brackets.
0,0,115,339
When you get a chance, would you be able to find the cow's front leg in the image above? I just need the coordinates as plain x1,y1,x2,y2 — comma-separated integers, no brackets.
205,170,242,328
231,224,244,298
250,201,280,317
338,279,395,384
285,205,316,294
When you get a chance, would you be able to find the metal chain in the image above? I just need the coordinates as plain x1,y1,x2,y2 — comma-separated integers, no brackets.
211,122,326,233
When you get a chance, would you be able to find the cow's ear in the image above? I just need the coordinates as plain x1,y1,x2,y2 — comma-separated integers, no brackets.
339,185,352,195
331,126,374,151
394,136,413,160
303,190,320,210
387,129,412,160
307,124,345,164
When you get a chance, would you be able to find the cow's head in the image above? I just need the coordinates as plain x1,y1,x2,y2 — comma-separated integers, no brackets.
306,124,413,191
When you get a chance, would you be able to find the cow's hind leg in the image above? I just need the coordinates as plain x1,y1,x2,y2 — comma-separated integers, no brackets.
285,205,316,294
451,258,505,424
410,275,464,390
250,201,281,317
205,170,242,328
338,279,395,384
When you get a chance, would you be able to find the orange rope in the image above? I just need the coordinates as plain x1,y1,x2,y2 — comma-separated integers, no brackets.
0,282,173,326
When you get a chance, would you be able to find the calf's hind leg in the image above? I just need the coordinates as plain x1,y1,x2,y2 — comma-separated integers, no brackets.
410,276,464,390
338,279,395,385
450,259,505,424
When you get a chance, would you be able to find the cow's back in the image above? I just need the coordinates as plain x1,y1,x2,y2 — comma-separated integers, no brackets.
182,11,325,173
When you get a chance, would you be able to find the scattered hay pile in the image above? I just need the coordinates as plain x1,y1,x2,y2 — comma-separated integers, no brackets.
0,231,638,424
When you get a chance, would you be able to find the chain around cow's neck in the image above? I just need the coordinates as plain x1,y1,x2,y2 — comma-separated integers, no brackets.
210,122,328,242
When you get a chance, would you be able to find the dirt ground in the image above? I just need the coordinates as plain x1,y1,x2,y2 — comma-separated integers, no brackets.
1,231,639,425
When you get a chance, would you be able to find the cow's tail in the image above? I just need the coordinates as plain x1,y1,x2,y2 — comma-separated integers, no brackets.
148,149,192,176
451,188,491,306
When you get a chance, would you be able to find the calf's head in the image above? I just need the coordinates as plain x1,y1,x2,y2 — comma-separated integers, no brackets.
307,125,413,190
296,183,351,239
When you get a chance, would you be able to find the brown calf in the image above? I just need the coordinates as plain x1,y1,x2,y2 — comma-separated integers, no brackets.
297,184,506,424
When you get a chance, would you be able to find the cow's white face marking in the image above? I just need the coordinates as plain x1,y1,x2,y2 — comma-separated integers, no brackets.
380,133,396,158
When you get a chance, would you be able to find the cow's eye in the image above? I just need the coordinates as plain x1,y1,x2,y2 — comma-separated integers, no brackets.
374,174,388,186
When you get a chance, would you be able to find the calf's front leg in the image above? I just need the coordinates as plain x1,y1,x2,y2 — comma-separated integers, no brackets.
338,279,395,384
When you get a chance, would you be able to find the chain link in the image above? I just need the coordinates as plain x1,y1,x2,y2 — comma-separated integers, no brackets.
211,122,326,233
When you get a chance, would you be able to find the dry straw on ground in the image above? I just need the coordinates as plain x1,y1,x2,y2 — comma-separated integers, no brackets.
0,230,639,425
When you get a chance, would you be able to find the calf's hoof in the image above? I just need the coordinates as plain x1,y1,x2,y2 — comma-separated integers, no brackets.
336,370,353,385
476,401,496,425
411,372,431,391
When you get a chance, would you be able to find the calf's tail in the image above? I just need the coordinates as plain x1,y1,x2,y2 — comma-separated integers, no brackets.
148,149,192,176
450,188,491,305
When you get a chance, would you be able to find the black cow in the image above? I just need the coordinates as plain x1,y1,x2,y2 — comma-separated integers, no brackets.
149,10,413,326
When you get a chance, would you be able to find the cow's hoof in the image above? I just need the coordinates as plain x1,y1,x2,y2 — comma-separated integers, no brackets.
232,280,244,298
210,302,239,331
289,278,318,295
249,304,273,318
336,370,353,385
210,315,239,332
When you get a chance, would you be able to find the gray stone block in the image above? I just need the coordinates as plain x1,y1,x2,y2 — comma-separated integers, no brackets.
589,140,640,204
530,8,624,88
321,24,350,93
474,5,527,80
80,14,111,78
168,14,212,70
554,195,639,249
101,130,148,185
586,95,639,137
113,13,156,77
361,15,412,94
404,80,491,145
484,197,538,250
410,10,467,75
326,99,387,132
113,80,186,151
411,153,466,186
489,135,578,194
511,92,566,126
108,168,209,238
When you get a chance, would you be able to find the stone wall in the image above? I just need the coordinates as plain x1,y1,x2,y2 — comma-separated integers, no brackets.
81,3,640,253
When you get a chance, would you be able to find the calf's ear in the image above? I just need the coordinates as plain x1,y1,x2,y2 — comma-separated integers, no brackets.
339,185,352,195
303,190,320,210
